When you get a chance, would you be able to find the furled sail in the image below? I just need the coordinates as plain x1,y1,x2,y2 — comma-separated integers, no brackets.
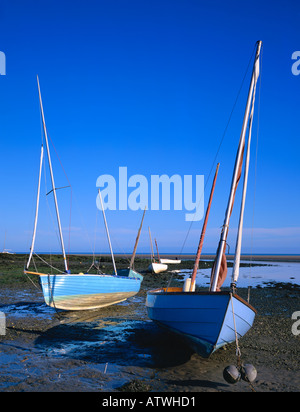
210,41,262,292
211,142,245,291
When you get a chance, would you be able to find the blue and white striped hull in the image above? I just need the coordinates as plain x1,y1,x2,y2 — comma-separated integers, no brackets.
146,289,256,358
40,270,142,311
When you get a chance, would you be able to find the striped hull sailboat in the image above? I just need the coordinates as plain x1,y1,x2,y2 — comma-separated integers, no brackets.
39,270,142,311
24,77,144,311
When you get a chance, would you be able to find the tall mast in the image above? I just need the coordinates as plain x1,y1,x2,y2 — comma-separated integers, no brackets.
231,66,259,286
130,207,146,269
98,188,117,276
190,163,219,291
26,145,44,269
37,76,69,273
210,41,262,292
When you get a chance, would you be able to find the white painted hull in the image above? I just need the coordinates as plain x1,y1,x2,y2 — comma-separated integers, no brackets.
160,259,181,264
148,262,168,274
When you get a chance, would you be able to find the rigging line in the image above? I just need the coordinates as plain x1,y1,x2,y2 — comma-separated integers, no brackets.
72,190,94,254
46,127,73,267
39,118,67,262
92,208,98,265
108,228,131,265
91,209,107,272
46,185,71,196
33,252,65,273
88,208,103,273
67,188,72,269
43,149,63,256
24,255,40,289
45,127,72,186
179,43,257,256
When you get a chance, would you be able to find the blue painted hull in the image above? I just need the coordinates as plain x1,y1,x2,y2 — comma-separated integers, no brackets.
40,269,142,310
146,289,256,358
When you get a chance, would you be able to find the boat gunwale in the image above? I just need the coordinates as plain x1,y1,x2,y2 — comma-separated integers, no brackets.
24,270,142,281
147,288,257,314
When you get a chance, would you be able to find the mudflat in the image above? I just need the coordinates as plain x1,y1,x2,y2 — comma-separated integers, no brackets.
0,255,299,392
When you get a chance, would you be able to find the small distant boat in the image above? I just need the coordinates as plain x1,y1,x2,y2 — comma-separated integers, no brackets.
147,228,168,273
24,76,143,311
146,41,262,357
1,231,15,255
149,262,168,274
160,258,181,265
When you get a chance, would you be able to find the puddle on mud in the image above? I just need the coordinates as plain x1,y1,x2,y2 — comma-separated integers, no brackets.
1,301,54,319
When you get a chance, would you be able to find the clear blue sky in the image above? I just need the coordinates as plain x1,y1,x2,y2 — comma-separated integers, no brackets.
0,0,299,255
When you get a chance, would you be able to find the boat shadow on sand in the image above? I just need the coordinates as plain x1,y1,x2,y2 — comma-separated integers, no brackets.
33,309,194,369
1,296,194,369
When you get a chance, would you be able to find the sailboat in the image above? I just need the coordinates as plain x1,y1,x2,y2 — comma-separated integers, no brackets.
24,76,143,311
147,228,168,274
1,231,15,254
146,41,262,357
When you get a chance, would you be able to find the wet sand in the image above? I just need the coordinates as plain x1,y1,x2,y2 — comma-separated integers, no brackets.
1,267,300,393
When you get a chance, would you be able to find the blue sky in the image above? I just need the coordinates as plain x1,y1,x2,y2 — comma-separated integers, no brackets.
0,0,299,255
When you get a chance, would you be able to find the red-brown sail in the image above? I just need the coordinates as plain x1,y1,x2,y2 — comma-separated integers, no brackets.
211,143,245,291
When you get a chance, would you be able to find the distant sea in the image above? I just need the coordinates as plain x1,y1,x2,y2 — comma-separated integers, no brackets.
14,251,300,287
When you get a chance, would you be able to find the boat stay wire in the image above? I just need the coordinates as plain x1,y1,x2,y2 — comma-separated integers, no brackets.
178,43,257,258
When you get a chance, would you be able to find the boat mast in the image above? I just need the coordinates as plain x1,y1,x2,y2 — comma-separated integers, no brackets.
148,227,155,262
210,41,262,292
231,65,259,287
154,239,161,262
26,145,44,270
190,163,219,291
130,207,146,269
98,188,117,276
37,76,69,273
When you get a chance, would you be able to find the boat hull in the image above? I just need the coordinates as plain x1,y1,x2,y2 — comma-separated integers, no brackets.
160,259,181,264
146,289,256,358
148,262,168,274
39,271,142,310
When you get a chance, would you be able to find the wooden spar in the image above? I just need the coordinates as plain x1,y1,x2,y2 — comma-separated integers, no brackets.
26,145,44,270
98,188,117,276
190,163,220,291
24,270,47,276
148,227,155,262
210,41,262,292
37,76,69,273
130,207,146,269
154,239,160,262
